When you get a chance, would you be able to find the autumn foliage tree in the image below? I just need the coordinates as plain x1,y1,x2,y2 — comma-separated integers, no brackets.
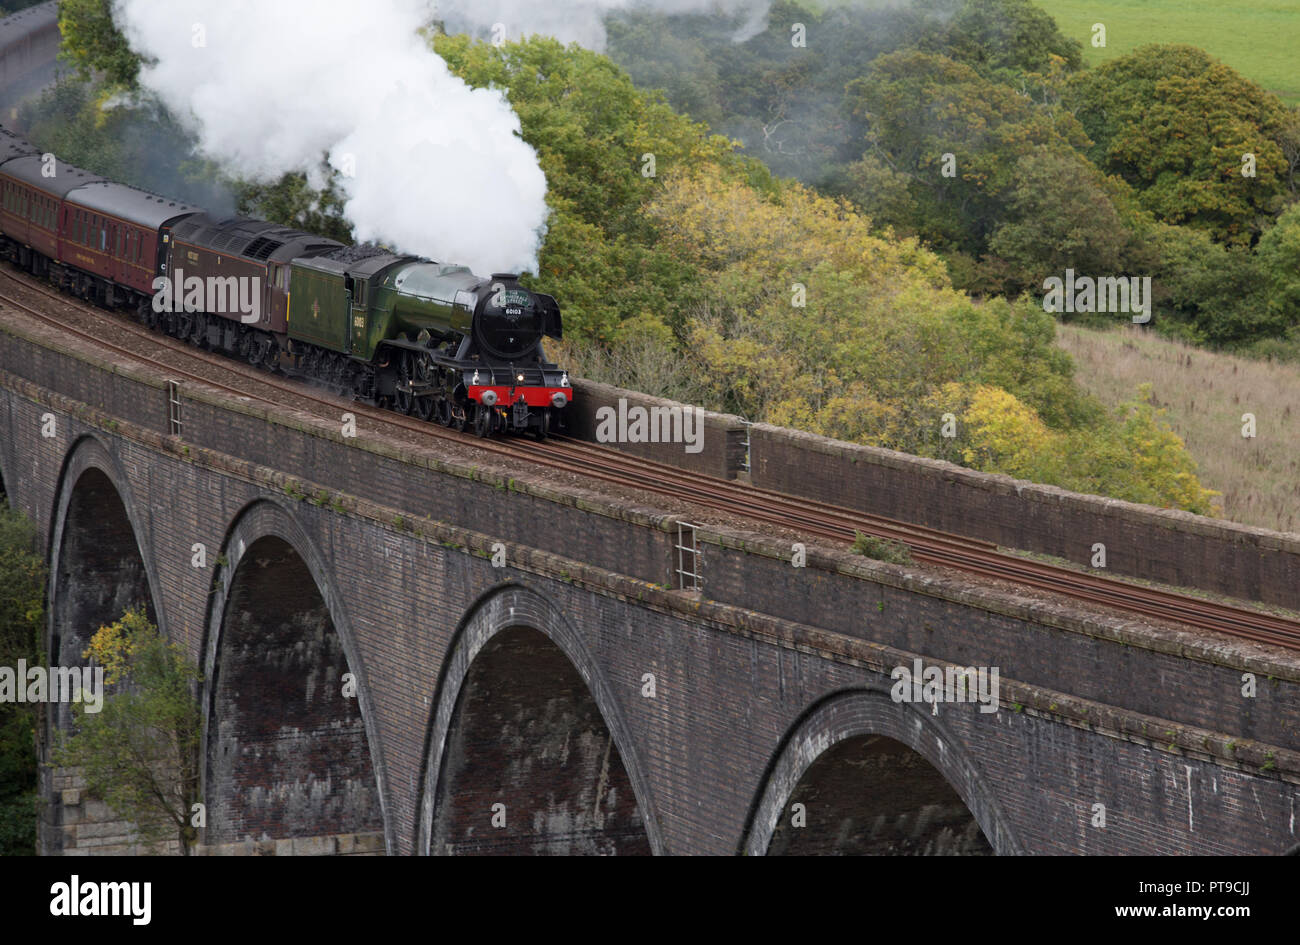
53,606,203,854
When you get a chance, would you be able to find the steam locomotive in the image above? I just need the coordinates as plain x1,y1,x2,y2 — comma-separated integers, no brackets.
0,125,571,438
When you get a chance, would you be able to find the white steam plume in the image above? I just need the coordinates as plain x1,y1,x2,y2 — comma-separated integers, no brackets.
433,0,771,51
112,0,549,275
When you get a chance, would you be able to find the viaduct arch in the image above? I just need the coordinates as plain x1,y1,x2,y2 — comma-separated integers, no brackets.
743,689,1023,855
201,499,389,850
418,583,662,855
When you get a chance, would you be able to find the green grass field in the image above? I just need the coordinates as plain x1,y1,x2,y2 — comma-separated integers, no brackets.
1034,0,1300,104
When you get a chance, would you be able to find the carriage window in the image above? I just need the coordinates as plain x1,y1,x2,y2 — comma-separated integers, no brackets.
101,226,107,251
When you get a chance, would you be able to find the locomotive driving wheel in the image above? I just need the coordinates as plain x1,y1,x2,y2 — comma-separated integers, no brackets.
394,350,415,415
409,351,435,420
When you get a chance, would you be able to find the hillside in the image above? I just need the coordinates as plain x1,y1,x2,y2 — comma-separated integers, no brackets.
1056,324,1300,533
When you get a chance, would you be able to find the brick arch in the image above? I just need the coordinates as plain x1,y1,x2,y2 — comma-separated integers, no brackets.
45,435,165,714
201,498,390,853
41,435,164,854
417,582,664,855
742,687,1022,855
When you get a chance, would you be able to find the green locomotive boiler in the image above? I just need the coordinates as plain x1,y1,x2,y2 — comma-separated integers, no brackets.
285,245,569,437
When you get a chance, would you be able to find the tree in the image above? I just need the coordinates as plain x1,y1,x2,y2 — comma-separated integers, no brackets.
1254,202,1300,334
0,503,44,855
842,50,1091,264
1067,45,1292,247
56,0,142,90
1144,220,1273,344
52,606,203,854
1106,385,1220,513
919,0,1083,78
986,147,1131,298
921,382,1062,482
433,32,749,340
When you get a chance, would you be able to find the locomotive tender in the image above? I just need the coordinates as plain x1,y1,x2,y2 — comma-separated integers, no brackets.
0,126,571,438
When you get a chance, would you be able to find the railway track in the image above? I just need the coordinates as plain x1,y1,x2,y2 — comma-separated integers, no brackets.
4,265,1299,651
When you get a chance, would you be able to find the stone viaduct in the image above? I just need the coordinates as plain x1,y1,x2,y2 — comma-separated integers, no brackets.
2,297,1300,856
